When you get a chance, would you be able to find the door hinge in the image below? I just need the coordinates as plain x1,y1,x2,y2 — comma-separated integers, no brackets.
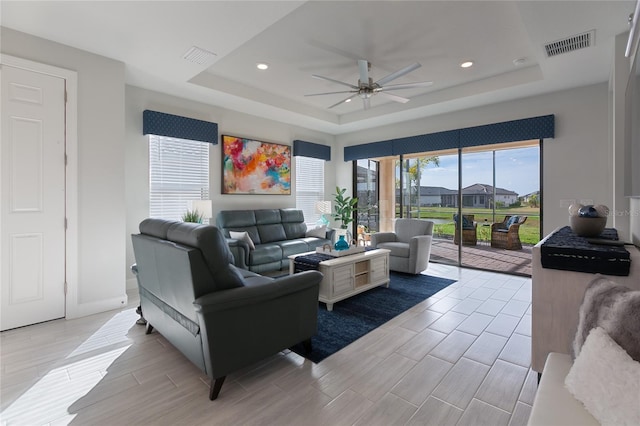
64,281,68,295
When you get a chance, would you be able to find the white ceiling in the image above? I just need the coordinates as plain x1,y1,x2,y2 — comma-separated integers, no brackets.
1,1,635,135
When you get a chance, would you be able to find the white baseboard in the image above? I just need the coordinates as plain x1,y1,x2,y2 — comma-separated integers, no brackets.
66,294,129,319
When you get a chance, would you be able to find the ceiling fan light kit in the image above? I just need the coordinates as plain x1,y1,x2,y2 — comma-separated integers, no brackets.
305,59,433,110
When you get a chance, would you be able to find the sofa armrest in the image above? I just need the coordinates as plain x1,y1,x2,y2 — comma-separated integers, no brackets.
370,232,397,247
226,238,249,270
528,353,599,426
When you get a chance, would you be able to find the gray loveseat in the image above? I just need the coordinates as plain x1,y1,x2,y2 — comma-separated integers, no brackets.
131,218,322,400
217,208,335,273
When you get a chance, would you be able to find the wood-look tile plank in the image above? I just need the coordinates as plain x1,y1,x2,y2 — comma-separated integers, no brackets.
428,296,464,314
514,314,531,337
500,299,530,318
428,311,468,334
474,359,528,412
315,389,374,426
456,398,511,426
509,401,533,426
476,298,507,316
463,332,508,366
451,298,484,315
406,396,463,426
391,355,453,406
432,357,490,409
349,353,417,402
484,313,520,337
396,327,447,362
354,392,418,426
456,312,494,336
498,333,531,368
518,368,538,406
398,309,442,332
429,331,477,364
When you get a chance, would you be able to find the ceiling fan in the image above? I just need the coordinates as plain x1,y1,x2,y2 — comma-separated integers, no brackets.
305,59,433,110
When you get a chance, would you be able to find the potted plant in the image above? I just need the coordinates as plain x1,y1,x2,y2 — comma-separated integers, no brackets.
332,186,358,232
182,209,203,223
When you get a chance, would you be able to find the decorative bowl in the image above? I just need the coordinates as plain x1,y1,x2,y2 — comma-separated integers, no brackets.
569,215,606,237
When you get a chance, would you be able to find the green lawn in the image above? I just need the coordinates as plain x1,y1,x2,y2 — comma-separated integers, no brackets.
401,206,541,245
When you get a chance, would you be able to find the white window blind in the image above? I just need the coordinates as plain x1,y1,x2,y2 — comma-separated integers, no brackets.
295,156,325,226
149,135,209,220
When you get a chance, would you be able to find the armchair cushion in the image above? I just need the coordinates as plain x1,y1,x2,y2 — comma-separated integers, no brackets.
377,241,411,258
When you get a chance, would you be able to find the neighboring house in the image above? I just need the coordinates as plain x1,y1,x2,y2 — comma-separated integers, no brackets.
522,191,540,205
462,184,518,208
395,184,518,208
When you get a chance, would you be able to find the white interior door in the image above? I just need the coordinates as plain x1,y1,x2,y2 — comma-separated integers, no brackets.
1,64,66,331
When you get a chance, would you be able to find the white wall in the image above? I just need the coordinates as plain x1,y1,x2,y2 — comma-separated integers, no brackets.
1,27,127,315
125,85,336,286
335,83,614,238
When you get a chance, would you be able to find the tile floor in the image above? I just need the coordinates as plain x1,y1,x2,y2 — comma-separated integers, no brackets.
0,263,536,425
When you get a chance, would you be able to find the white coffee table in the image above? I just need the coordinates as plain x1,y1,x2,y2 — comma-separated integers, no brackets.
289,249,390,311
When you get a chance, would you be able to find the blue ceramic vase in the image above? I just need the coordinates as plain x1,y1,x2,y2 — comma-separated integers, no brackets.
334,235,349,251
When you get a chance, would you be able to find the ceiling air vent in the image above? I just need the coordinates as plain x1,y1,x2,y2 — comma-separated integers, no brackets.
544,30,595,57
182,46,217,65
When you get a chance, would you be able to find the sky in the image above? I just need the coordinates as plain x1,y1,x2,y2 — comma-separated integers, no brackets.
419,146,540,196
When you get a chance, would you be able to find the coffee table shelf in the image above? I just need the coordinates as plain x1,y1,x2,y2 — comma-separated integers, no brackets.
289,249,390,311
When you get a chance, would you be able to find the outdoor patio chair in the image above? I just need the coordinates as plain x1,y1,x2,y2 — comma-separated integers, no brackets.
453,214,477,246
491,215,527,250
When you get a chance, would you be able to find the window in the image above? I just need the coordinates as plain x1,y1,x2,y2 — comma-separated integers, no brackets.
149,135,209,220
295,156,325,226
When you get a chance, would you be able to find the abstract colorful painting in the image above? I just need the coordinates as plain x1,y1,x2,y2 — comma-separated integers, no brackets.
222,135,291,195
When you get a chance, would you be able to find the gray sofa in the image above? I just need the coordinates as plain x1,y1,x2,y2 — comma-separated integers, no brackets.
131,218,322,400
217,208,335,273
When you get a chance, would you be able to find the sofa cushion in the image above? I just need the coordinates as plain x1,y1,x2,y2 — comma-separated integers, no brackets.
229,231,255,250
276,240,309,257
377,241,410,258
166,222,245,291
217,210,256,228
249,244,283,265
227,226,261,245
255,209,281,225
258,223,287,243
283,222,306,239
565,327,640,426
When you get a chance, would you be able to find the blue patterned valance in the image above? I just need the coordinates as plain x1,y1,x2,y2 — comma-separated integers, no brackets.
293,140,331,161
344,140,393,161
459,115,555,148
343,114,554,161
143,110,218,144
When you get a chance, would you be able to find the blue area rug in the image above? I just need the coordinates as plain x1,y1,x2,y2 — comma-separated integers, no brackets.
293,272,457,363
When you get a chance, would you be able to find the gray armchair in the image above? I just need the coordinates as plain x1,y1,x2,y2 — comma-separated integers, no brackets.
370,218,434,274
131,219,322,400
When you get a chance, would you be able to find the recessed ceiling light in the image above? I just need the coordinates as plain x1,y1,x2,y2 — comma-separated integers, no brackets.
345,98,352,103
256,63,269,70
513,57,527,66
460,61,474,68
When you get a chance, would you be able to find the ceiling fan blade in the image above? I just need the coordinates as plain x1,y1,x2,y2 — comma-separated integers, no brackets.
374,62,422,86
328,93,358,109
358,59,369,84
312,74,359,90
378,92,410,103
304,90,357,97
378,81,433,91
363,97,371,110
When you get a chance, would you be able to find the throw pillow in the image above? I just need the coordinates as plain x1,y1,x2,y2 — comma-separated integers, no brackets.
506,215,519,229
229,231,255,250
565,327,640,426
573,276,640,362
305,225,327,239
